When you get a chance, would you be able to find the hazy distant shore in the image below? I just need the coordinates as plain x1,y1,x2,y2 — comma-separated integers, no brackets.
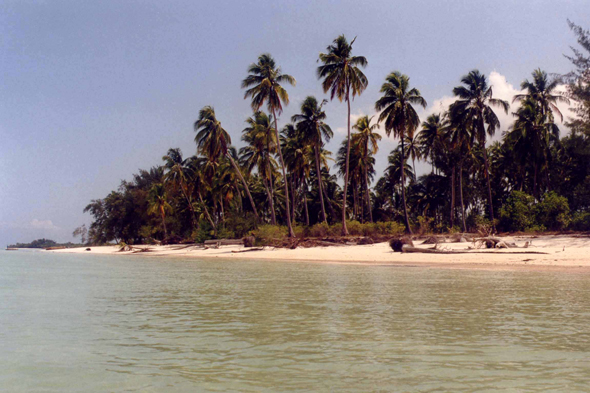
47,234,590,271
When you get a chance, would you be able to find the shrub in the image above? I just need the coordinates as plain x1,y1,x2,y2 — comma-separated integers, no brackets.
293,225,307,238
570,211,590,231
309,222,330,237
417,216,434,235
536,192,571,230
223,213,258,238
251,225,287,244
346,220,363,236
499,191,536,232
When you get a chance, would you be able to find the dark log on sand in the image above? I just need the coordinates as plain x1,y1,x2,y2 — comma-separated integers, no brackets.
231,247,264,253
400,246,548,255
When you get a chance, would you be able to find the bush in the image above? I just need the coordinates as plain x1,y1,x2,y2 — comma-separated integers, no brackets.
536,192,571,230
346,220,363,236
309,222,330,237
499,191,536,232
571,211,590,231
417,216,434,235
222,213,258,238
293,225,308,238
251,225,287,245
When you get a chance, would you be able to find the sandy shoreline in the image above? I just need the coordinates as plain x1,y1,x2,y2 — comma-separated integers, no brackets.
44,234,590,271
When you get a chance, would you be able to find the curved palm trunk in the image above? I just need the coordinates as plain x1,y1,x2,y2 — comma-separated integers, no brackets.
159,207,168,239
303,185,310,226
198,192,216,237
450,165,456,228
400,124,412,234
481,141,495,226
226,154,259,220
314,146,327,223
459,162,467,233
271,110,295,237
179,182,198,230
364,164,373,223
262,176,276,224
290,177,296,225
341,97,352,235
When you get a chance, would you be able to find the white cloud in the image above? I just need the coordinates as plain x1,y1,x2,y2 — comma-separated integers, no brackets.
30,219,59,230
417,71,576,140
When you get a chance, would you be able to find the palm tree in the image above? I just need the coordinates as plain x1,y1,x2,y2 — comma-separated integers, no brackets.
351,115,381,222
186,155,217,235
404,134,421,180
448,110,475,232
505,97,560,197
162,148,197,230
194,106,259,219
148,183,172,239
242,53,296,236
375,71,427,233
513,69,570,122
317,35,368,235
450,70,509,226
417,113,449,173
291,96,333,223
240,111,279,224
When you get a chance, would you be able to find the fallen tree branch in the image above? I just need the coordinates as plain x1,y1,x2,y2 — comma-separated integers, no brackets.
231,247,264,253
401,246,548,255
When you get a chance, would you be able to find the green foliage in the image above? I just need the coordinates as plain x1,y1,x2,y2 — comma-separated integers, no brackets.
416,216,434,235
251,225,288,244
499,191,536,231
222,213,259,238
8,238,57,249
571,211,590,231
536,192,571,230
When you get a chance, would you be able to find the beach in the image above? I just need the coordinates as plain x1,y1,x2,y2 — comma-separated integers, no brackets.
50,234,590,270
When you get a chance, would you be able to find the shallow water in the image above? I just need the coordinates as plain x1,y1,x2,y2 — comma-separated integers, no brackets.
1,250,590,392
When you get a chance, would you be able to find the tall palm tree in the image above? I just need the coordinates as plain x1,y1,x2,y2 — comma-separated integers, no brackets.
186,155,217,235
351,115,381,222
375,71,427,233
317,35,368,235
148,183,172,239
194,106,259,219
242,53,296,236
162,148,197,230
240,111,279,224
505,97,560,197
291,96,333,223
448,110,474,232
513,69,570,122
450,70,509,226
417,113,449,173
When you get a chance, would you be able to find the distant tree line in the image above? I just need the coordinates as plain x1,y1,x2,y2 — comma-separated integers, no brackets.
82,21,590,245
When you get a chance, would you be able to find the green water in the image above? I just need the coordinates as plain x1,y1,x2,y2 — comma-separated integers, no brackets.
1,251,589,392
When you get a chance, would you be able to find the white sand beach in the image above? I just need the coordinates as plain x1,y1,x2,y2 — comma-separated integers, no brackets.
49,234,590,270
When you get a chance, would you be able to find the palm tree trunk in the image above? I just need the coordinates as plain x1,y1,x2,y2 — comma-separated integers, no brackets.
450,165,456,228
262,176,275,224
459,162,467,233
364,164,373,223
198,192,217,236
533,162,538,198
482,142,495,226
266,159,277,225
341,97,351,235
271,110,295,237
303,189,310,226
290,174,296,225
160,207,168,239
322,179,336,221
226,154,259,220
180,183,198,230
400,124,412,234
314,145,327,223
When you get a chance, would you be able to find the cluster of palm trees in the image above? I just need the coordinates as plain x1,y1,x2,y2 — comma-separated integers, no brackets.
85,34,577,243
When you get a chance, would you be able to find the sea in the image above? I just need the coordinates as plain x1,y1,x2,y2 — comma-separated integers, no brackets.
1,250,590,392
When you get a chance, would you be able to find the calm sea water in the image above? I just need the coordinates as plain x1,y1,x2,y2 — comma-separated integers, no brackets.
1,251,590,392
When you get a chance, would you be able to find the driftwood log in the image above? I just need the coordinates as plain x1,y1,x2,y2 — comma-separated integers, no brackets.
231,247,264,253
401,245,548,255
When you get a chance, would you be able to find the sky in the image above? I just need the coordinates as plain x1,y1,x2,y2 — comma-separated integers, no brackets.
1,0,589,246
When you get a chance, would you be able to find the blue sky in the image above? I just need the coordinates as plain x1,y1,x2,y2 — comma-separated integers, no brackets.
1,0,589,246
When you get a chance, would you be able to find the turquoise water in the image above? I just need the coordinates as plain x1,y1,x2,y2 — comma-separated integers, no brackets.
1,250,590,392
